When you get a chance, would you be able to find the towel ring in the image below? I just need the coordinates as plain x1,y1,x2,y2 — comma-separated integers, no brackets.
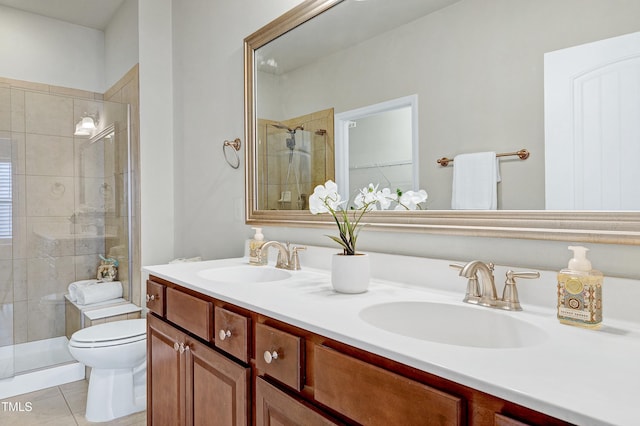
223,138,241,169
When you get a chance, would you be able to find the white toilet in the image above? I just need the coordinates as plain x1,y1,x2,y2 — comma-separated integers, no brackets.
68,318,147,422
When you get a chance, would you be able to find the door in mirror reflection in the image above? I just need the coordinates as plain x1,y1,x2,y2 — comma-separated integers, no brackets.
335,95,419,206
545,31,640,210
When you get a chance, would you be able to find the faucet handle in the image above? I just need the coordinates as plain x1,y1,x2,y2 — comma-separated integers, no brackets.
507,270,540,281
290,246,306,270
501,270,540,311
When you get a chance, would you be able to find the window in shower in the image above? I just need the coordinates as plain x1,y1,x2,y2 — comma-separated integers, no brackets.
0,160,11,240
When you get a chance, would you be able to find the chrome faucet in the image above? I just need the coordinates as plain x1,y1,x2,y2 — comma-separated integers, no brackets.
257,241,306,270
452,261,540,311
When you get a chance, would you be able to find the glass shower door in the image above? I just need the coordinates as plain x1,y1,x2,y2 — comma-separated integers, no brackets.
0,133,14,379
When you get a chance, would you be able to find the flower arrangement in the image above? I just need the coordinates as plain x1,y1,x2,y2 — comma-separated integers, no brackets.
309,180,427,255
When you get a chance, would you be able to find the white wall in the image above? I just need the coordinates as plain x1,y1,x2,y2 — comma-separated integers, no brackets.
169,0,640,280
0,5,104,92
0,0,139,93
170,0,303,261
138,0,174,266
105,0,139,89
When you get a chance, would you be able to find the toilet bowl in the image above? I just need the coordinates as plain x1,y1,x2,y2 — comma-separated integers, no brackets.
68,318,146,422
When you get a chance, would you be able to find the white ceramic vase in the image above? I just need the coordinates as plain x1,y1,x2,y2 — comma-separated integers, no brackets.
331,253,370,294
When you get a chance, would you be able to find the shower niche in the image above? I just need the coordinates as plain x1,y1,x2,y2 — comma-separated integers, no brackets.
256,108,334,210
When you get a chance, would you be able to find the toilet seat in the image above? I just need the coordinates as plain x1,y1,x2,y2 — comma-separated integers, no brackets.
70,319,146,348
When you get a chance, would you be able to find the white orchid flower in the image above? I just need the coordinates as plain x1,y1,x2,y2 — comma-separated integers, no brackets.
309,180,427,255
309,180,343,214
354,183,380,211
395,189,428,210
376,187,397,210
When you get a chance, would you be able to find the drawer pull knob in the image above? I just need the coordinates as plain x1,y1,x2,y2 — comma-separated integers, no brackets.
146,294,156,302
219,329,232,340
263,350,279,364
173,341,180,352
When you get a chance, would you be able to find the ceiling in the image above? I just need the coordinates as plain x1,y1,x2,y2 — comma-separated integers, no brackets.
257,0,461,75
0,0,125,30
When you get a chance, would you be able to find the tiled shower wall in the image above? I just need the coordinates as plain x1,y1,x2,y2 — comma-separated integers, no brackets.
0,76,131,345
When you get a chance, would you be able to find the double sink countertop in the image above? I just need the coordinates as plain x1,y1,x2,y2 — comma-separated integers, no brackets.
144,251,640,426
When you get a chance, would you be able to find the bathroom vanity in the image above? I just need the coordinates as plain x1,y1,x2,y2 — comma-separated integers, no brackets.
143,252,640,425
146,275,558,425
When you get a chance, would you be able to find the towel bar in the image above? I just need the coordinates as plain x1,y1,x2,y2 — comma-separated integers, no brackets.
437,149,529,167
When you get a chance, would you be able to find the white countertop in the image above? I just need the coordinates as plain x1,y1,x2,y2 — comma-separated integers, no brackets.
144,253,640,426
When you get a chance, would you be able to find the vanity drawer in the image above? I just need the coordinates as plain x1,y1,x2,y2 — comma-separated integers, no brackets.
145,279,166,317
314,345,463,425
255,323,303,391
165,287,213,341
214,306,250,363
256,377,341,426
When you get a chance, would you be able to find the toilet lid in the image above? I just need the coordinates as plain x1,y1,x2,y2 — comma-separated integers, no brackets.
70,318,146,347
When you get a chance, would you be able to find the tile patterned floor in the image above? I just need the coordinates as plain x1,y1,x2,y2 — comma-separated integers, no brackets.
0,380,146,425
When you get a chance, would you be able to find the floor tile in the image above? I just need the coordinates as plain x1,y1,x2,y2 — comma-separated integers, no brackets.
1,380,147,426
0,386,76,426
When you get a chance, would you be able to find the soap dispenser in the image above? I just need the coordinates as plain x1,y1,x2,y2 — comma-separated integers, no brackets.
557,246,603,328
248,227,268,266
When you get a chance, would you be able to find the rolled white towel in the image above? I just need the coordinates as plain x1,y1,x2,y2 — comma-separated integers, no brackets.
76,281,123,305
68,279,100,302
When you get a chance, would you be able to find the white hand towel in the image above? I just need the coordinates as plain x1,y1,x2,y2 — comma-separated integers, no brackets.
67,279,99,302
451,151,499,210
76,281,123,305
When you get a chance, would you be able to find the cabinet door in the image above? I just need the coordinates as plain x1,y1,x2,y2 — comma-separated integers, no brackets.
148,314,187,426
187,337,250,426
255,377,341,426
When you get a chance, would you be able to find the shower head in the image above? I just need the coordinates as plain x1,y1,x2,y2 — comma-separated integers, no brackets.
272,123,304,133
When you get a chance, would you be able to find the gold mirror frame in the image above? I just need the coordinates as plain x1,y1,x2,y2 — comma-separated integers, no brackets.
244,0,640,245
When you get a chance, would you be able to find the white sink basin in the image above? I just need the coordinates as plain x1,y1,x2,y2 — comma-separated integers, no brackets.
359,301,547,348
197,265,291,283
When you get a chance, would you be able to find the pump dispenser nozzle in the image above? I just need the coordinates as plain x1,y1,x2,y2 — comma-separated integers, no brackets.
567,245,591,272
251,227,264,241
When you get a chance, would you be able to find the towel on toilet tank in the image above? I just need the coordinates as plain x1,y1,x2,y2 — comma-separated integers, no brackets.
76,281,123,305
68,279,100,302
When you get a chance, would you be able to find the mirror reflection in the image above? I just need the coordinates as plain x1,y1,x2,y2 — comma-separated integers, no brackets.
256,108,334,210
254,0,640,211
335,95,418,207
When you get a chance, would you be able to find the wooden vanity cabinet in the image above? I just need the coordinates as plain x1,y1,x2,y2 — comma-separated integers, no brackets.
146,278,250,426
147,275,572,426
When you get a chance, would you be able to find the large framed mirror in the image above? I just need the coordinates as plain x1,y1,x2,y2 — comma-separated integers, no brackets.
244,0,640,244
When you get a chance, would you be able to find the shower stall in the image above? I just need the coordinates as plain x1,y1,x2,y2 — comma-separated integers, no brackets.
0,83,131,398
256,107,335,210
